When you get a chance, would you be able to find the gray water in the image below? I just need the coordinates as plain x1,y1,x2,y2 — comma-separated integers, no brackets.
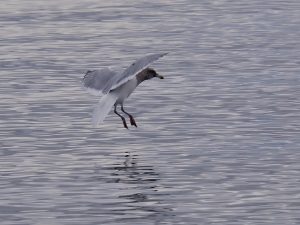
1,1,300,224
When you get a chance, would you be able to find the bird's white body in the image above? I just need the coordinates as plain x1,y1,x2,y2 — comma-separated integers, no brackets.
113,77,138,105
82,53,167,127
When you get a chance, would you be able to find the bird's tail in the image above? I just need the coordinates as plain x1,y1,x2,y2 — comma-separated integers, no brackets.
92,93,118,127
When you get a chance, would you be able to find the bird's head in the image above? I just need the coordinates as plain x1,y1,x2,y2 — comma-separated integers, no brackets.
136,67,164,85
144,68,164,80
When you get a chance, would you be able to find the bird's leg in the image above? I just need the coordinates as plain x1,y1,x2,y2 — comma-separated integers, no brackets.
121,105,137,127
114,105,128,129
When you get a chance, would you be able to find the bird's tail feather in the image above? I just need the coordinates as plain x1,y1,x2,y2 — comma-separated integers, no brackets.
92,93,118,127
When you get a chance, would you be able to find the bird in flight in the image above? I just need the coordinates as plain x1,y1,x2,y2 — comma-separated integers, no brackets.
82,53,167,128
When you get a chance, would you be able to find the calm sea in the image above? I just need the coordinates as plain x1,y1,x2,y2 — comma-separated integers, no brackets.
0,0,299,224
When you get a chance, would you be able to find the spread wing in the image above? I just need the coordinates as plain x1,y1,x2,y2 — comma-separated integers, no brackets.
102,53,168,94
82,68,118,96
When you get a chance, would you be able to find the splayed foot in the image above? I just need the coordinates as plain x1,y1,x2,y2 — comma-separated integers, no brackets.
121,105,137,127
129,115,137,127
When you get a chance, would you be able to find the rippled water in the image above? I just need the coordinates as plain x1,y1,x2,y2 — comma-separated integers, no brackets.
1,1,300,224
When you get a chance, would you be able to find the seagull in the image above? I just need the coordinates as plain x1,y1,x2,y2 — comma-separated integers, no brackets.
82,53,167,128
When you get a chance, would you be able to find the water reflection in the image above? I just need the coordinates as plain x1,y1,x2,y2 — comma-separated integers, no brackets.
111,152,159,183
97,152,173,223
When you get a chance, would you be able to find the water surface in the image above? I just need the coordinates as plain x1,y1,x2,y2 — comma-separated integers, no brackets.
0,1,299,224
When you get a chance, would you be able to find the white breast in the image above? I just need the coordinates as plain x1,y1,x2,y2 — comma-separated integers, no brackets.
113,78,138,105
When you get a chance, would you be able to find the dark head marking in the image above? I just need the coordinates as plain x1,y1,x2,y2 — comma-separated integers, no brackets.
136,67,164,84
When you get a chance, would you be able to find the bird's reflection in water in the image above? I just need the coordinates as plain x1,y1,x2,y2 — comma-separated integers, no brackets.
99,152,173,223
124,151,137,168
106,152,160,185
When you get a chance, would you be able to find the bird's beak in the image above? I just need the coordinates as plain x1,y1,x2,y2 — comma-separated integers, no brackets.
156,74,164,79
